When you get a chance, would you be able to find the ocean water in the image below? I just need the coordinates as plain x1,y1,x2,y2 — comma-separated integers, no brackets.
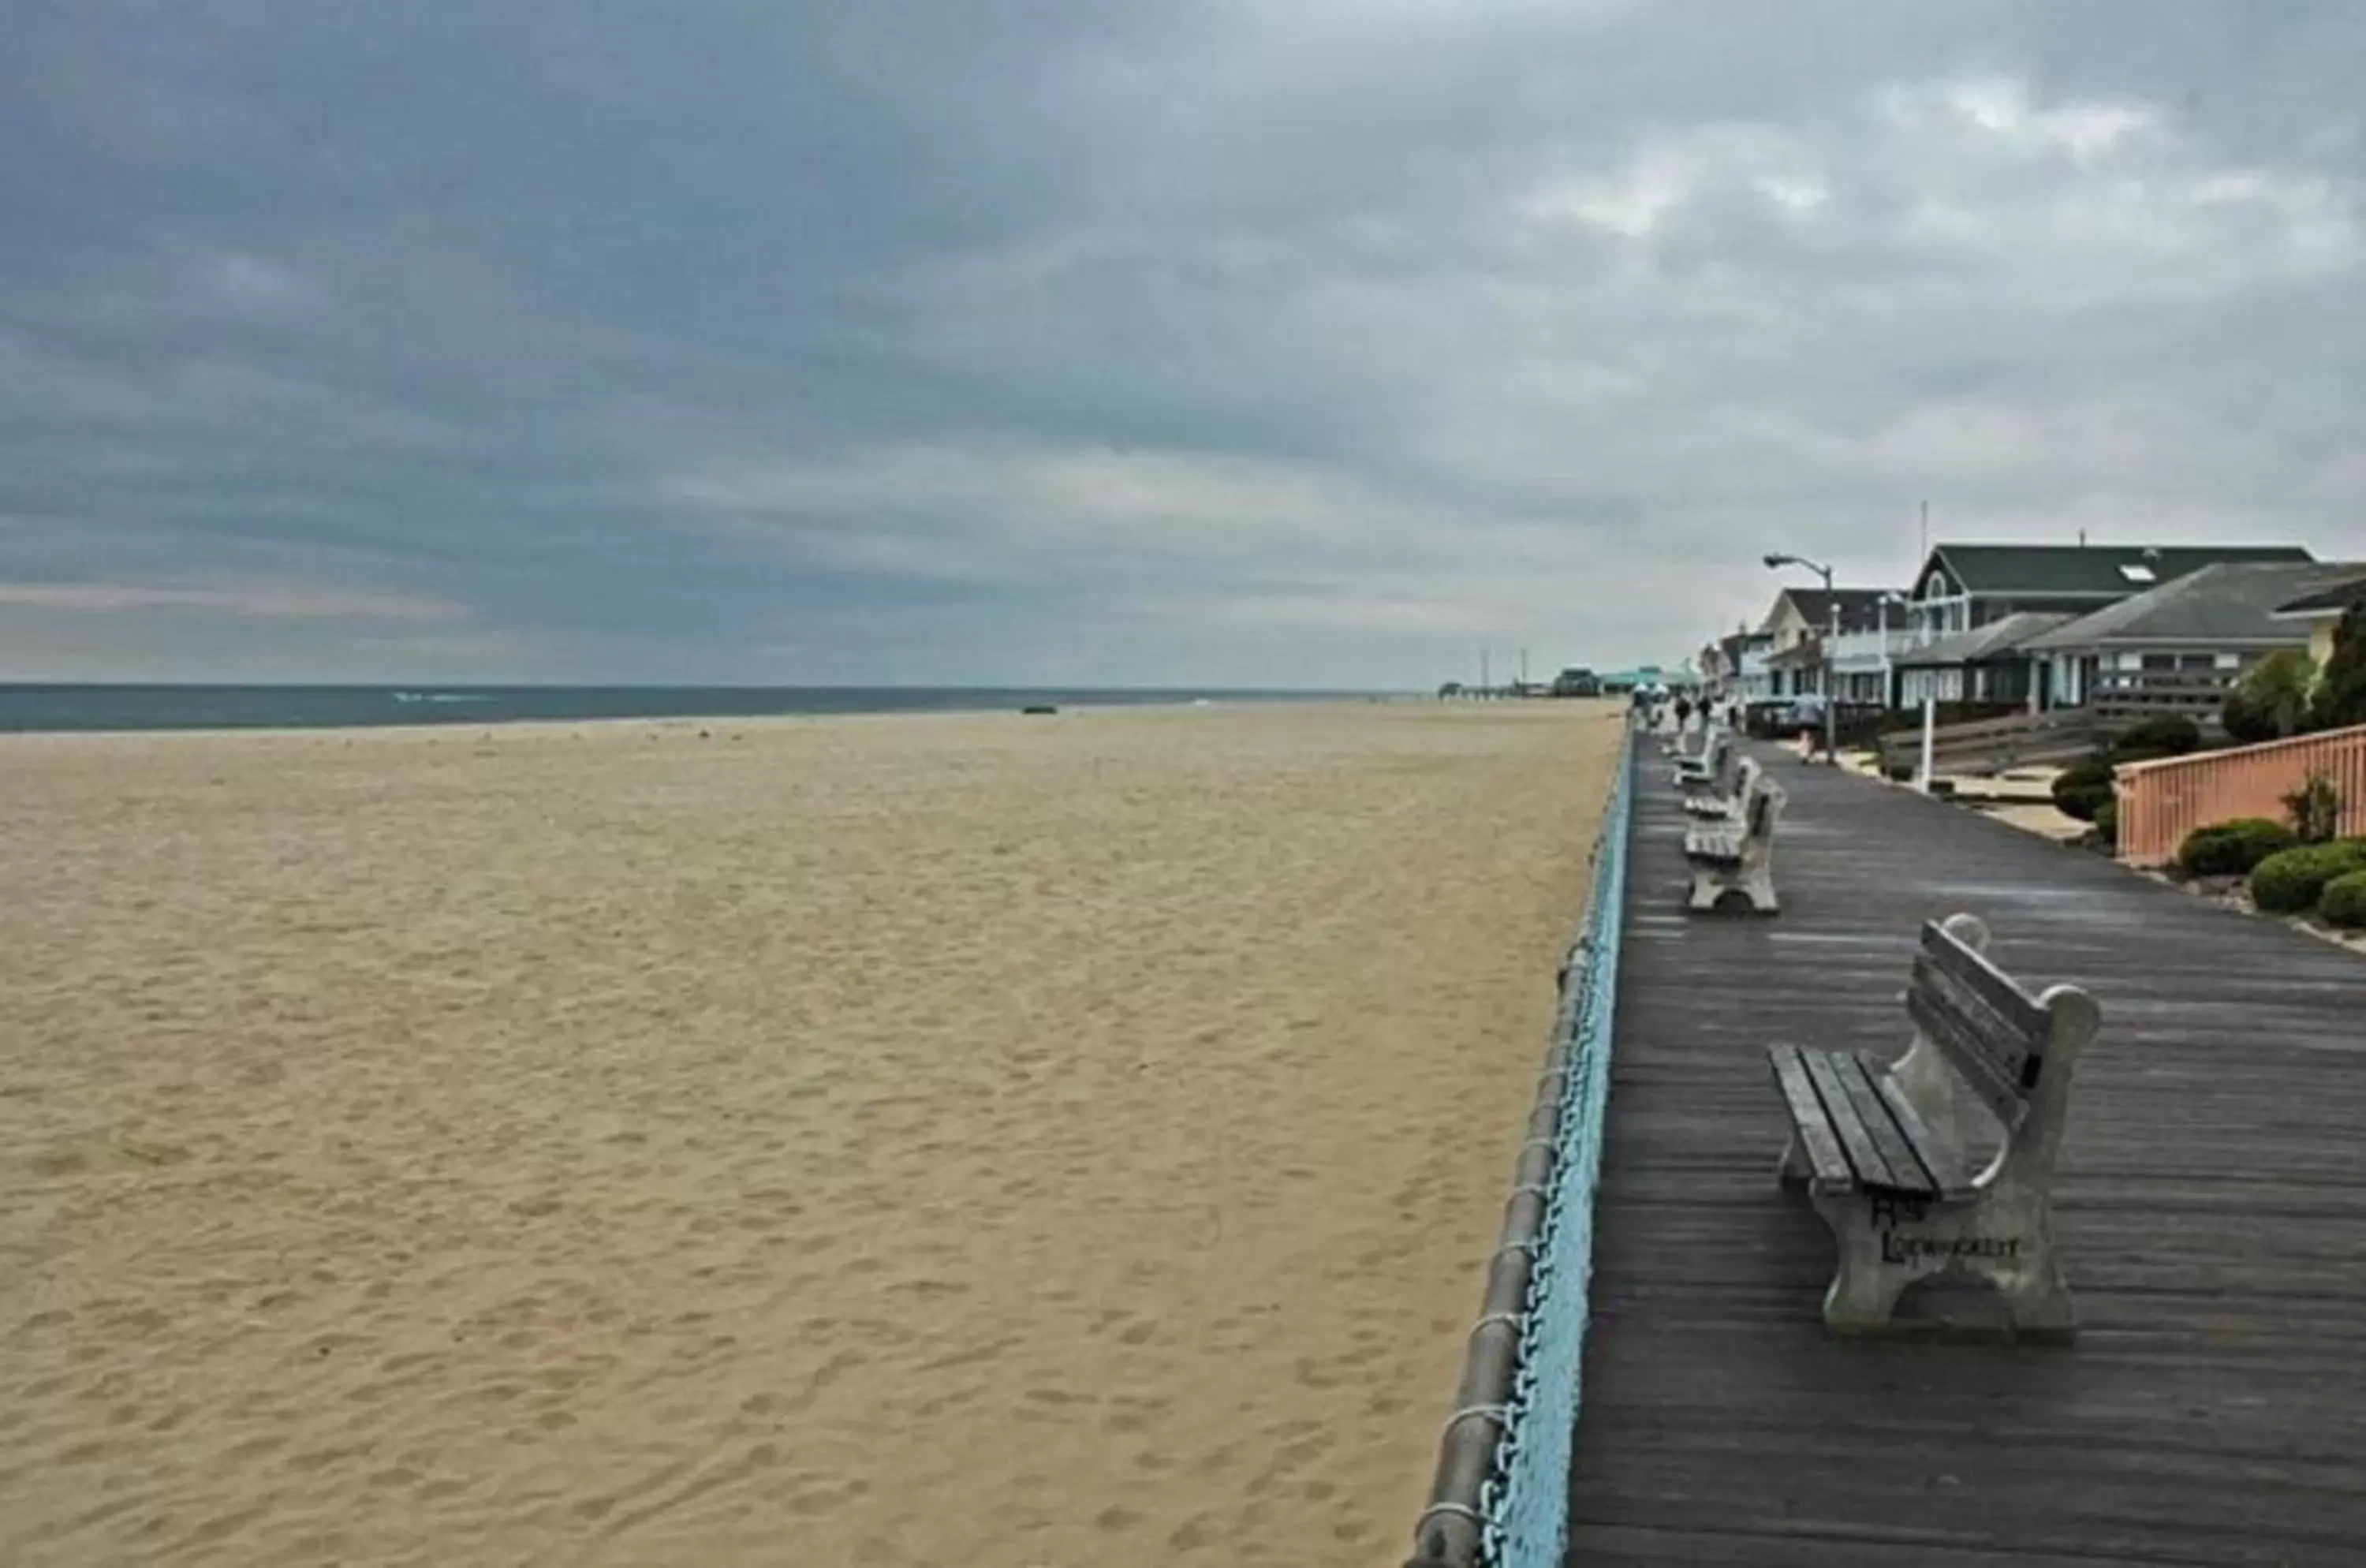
0,685,1370,734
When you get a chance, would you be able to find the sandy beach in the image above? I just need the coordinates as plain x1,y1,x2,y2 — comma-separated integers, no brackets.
1,700,1623,1567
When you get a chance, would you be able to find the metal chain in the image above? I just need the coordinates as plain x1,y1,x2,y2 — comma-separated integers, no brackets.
1478,725,1634,1567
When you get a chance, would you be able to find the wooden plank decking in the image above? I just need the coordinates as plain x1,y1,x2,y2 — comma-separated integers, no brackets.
1565,743,2366,1567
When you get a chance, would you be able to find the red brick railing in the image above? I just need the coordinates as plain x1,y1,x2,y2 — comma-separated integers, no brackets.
2114,724,2366,867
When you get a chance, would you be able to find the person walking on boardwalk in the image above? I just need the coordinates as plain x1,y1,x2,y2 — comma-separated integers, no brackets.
1674,693,1693,732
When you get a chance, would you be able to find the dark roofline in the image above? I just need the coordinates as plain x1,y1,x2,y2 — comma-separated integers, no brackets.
1913,542,2318,598
2271,577,2366,618
1766,585,1903,636
2054,633,2305,649
1920,588,2174,599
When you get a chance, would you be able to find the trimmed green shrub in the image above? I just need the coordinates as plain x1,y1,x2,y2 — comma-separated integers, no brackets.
2110,715,2204,763
2321,869,2366,929
2249,841,2366,914
2224,649,2319,743
2312,602,2366,730
2051,757,2117,823
2220,689,2279,746
2094,801,2118,850
2177,818,2299,877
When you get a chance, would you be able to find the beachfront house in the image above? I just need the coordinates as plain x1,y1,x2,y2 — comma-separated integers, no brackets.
2272,571,2366,666
1896,542,2316,710
1715,625,1775,703
1756,588,1915,707
2020,561,2366,722
1691,626,1775,703
1692,642,1726,694
1893,613,2073,707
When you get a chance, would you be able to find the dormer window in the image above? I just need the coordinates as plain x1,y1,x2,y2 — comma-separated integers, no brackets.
2118,563,2157,584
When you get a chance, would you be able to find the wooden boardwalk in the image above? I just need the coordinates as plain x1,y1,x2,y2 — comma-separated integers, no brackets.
1564,743,2366,1567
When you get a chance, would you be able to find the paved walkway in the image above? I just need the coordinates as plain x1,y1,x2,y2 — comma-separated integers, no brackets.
1564,743,2366,1566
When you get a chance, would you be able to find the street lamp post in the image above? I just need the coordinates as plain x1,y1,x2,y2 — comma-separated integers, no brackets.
1765,552,1838,764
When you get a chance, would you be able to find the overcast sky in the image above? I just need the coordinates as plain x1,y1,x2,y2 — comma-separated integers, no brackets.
4,2,2361,685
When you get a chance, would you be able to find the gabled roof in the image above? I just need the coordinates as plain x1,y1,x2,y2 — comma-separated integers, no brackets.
1768,588,1897,637
1717,628,1771,663
2273,570,2366,619
1922,543,2316,597
2024,562,2366,652
1893,611,2074,668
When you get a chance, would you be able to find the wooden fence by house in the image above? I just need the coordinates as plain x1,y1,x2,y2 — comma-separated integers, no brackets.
2089,670,2236,729
1872,707,2103,779
2114,723,2366,867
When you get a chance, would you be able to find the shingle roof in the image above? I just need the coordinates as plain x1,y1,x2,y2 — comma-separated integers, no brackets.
1892,611,2075,668
1928,543,2316,596
2024,562,2366,651
1774,588,1896,636
2273,570,2366,618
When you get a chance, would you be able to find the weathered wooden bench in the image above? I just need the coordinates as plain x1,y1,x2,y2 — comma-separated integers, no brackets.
1681,733,1743,819
1674,728,1731,800
1682,758,1782,913
1767,913,2102,1337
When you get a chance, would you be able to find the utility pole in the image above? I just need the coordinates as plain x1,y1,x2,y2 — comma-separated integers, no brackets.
1519,648,1528,690
1480,647,1490,699
1919,498,1928,562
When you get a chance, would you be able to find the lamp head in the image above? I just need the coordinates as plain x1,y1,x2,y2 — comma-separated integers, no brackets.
1762,552,1794,569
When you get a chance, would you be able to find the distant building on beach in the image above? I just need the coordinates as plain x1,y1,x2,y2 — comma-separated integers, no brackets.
1551,667,1601,697
1599,663,1696,696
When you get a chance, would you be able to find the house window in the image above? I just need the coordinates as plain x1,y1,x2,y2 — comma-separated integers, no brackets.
2141,654,2178,672
2213,652,2241,670
2178,654,2216,672
2118,564,2158,584
2118,651,2147,671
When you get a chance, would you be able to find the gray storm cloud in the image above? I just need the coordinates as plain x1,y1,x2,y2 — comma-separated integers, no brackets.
2,2,2360,682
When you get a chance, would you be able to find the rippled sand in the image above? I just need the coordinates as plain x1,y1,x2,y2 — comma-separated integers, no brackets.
0,700,1623,1566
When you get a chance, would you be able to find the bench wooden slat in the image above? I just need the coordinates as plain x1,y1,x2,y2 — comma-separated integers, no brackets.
1905,984,2031,1128
1685,835,1741,865
1770,1045,1853,1185
1909,956,2044,1091
1863,1053,1974,1199
1675,732,1728,782
1767,1044,1853,1189
1800,1047,1903,1189
1920,920,2047,1039
1827,1051,1938,1197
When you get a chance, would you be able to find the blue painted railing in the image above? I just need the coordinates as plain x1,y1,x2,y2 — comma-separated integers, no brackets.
1405,719,1636,1568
